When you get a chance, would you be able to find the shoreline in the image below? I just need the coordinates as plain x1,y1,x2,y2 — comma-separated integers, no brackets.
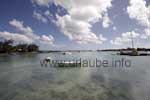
1,49,150,54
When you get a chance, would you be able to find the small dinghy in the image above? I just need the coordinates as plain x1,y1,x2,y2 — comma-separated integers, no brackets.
40,57,52,66
62,52,72,55
45,57,51,61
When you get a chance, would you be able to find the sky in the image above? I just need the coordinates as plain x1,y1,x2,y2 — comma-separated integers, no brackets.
0,0,150,50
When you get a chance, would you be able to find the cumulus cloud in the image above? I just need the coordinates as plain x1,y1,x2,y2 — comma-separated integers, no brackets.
40,34,54,44
9,19,40,40
99,34,107,42
56,15,107,44
144,28,150,38
102,13,112,28
113,26,117,31
33,10,48,23
127,0,150,27
0,31,33,43
9,19,33,33
141,28,150,39
44,10,51,17
33,10,55,24
0,19,54,45
32,0,112,44
127,0,150,39
111,31,139,45
31,0,51,7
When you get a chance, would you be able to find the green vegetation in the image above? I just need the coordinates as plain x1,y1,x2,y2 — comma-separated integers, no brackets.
0,40,39,53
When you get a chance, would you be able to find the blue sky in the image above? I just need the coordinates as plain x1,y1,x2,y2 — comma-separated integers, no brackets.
0,0,150,50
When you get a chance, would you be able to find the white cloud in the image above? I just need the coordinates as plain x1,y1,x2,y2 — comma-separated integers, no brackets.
1,19,55,45
9,19,33,33
99,34,107,42
0,31,33,43
102,13,112,28
111,31,139,45
69,6,100,23
127,0,150,39
113,26,117,31
33,10,48,23
110,37,122,45
141,28,150,39
56,15,107,44
144,28,150,37
127,0,150,27
31,0,51,7
32,0,112,44
40,34,54,44
9,19,39,40
44,10,51,17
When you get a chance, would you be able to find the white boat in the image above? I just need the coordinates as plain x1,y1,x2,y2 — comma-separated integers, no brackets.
40,57,52,66
45,57,51,61
62,52,72,55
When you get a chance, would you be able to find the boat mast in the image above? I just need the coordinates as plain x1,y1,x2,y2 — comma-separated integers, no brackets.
130,32,134,49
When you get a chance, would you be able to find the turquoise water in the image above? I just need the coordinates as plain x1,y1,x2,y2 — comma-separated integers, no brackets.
0,52,150,100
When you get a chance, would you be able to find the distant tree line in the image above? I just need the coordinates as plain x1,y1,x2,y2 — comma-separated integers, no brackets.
0,40,39,53
100,47,150,52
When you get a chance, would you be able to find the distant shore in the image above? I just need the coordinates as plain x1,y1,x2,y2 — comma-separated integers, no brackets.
1,48,150,54
38,48,150,53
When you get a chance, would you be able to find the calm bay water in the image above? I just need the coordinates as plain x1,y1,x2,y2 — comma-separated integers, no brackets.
0,52,150,100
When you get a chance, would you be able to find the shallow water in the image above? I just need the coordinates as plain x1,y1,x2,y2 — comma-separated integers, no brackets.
0,52,150,100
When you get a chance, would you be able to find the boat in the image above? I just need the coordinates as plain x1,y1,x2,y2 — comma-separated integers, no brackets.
45,57,51,61
119,49,150,56
119,49,138,56
40,57,52,66
62,52,72,55
119,32,138,56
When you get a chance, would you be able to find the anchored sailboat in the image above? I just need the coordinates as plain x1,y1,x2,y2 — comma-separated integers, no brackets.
119,32,138,56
